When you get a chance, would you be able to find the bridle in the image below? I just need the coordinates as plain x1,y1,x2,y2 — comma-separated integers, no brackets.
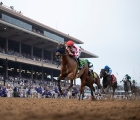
55,44,69,67
100,69,107,78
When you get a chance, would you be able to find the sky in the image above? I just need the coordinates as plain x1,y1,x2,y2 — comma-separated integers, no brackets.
2,0,140,85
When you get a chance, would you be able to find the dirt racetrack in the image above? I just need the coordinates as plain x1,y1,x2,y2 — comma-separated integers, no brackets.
0,98,140,120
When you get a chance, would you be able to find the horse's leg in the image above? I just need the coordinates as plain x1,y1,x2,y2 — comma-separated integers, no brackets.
58,79,62,94
91,86,96,100
82,89,84,100
67,79,73,91
96,82,102,96
112,87,115,99
106,86,110,98
66,73,75,91
126,90,128,99
79,85,83,100
57,75,65,94
79,80,85,101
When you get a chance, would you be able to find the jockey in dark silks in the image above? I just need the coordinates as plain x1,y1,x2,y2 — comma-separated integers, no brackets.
124,74,132,87
104,65,112,75
125,74,131,82
132,80,136,87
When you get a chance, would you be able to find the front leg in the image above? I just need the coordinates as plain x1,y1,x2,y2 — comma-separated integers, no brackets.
57,74,66,95
66,72,75,91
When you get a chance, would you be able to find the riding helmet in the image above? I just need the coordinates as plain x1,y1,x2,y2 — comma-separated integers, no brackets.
104,65,109,70
66,40,74,46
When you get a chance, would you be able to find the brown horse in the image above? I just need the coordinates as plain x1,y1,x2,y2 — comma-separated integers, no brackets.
82,71,101,99
55,43,93,100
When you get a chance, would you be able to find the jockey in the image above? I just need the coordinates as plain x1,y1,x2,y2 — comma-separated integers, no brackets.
66,40,82,69
125,74,131,82
104,65,112,75
132,80,136,86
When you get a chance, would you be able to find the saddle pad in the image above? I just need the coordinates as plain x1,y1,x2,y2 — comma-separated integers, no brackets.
93,72,97,78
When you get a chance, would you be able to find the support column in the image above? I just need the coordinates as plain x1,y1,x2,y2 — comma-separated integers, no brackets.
51,51,53,62
51,69,53,82
42,49,44,60
41,67,44,80
6,38,8,54
3,58,8,86
19,43,22,54
5,65,8,78
31,46,33,57
31,66,33,80
19,64,21,77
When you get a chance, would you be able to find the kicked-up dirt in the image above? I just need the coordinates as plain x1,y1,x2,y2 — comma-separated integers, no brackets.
0,98,140,120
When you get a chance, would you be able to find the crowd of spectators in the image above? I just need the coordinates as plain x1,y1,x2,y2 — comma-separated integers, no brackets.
0,46,58,65
0,75,80,99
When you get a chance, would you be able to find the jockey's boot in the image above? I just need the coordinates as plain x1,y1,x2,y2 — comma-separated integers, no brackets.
77,58,83,69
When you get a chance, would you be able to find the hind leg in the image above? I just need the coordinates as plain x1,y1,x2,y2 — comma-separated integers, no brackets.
66,73,75,91
97,83,102,96
67,79,74,91
79,84,84,100
90,86,96,100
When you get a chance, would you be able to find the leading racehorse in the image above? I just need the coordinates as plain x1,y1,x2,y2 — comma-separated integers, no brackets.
100,69,117,98
55,43,93,100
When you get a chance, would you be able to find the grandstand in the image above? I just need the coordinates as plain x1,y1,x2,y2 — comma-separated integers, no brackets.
0,3,98,83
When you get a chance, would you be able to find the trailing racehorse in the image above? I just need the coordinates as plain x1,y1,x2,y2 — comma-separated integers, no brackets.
99,69,117,98
120,78,131,99
82,71,101,99
131,80,139,99
55,43,95,100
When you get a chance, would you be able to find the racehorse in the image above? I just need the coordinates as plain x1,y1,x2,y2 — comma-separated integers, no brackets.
120,78,131,99
55,43,94,100
82,71,101,99
131,81,139,99
99,69,117,98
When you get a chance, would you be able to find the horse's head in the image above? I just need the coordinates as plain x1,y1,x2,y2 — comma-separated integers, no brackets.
99,69,107,78
55,43,66,60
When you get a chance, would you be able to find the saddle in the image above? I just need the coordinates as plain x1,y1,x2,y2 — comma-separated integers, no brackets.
75,58,86,69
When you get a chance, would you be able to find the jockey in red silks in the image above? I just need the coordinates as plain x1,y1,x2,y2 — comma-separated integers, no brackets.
66,40,82,69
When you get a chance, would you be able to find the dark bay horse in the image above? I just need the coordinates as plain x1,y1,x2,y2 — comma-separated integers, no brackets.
100,69,117,98
55,43,93,100
120,78,131,99
131,83,139,99
82,71,101,99
130,80,140,99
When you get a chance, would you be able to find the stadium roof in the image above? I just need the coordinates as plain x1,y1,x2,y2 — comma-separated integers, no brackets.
0,5,83,44
0,5,98,58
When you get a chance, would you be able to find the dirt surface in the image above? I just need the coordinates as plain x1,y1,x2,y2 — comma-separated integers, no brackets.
0,98,140,120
